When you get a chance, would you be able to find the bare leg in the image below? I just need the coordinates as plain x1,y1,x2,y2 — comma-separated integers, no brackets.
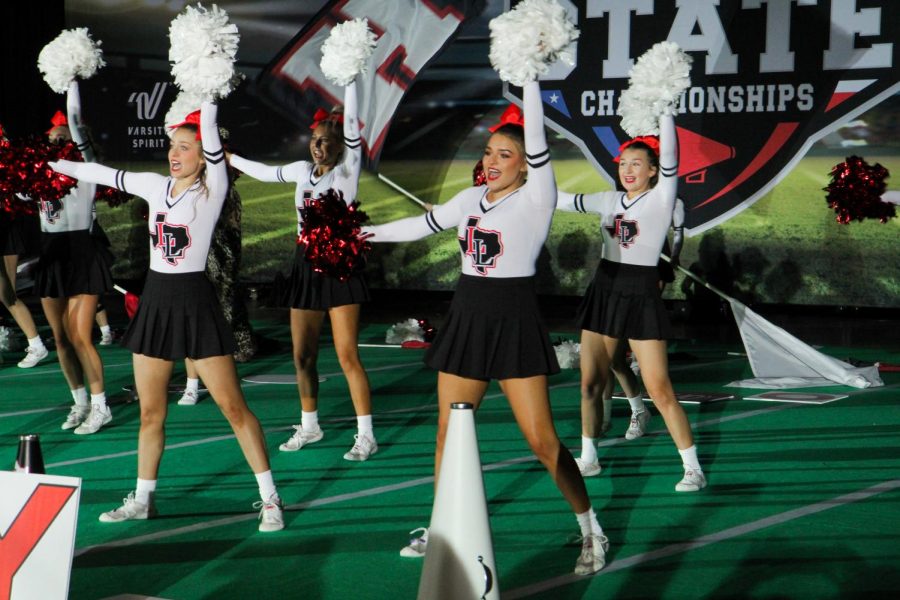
628,339,693,449
328,303,371,417
65,294,104,395
41,297,83,389
290,308,325,413
434,372,489,488
1,254,40,339
133,353,174,479
578,331,618,439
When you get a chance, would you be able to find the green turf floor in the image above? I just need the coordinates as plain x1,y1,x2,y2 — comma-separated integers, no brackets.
2,317,899,599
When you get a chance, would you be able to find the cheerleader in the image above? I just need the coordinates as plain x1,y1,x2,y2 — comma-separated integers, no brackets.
37,84,112,434
50,101,284,532
363,80,609,575
556,114,707,492
228,79,377,461
0,123,49,369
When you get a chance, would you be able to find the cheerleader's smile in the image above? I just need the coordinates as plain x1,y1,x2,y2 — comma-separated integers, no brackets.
483,132,527,200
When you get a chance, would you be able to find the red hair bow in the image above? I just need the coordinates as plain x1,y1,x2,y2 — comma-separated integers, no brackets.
309,108,344,130
614,135,660,162
168,110,202,141
488,104,524,132
46,110,68,134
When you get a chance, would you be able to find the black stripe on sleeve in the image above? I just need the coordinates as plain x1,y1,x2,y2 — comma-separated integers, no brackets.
425,211,443,233
204,147,225,165
276,166,286,183
115,169,127,193
526,148,550,169
344,135,361,150
660,164,678,177
575,193,586,213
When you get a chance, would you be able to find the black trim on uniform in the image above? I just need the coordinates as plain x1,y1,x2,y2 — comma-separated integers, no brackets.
115,169,127,193
276,166,287,183
344,135,361,149
425,211,443,233
526,148,550,169
659,163,678,177
204,147,225,165
575,193,586,213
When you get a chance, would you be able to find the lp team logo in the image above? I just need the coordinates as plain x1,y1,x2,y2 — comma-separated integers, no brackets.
459,216,504,275
604,214,639,248
150,213,192,266
507,0,900,234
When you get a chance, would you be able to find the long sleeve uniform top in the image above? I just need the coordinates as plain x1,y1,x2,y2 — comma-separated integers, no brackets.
40,81,96,233
51,102,227,274
362,81,554,278
228,83,362,236
556,114,678,267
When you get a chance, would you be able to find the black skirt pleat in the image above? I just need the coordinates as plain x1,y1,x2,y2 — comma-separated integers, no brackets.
425,275,560,380
34,230,114,298
121,270,236,360
283,244,370,310
577,259,672,340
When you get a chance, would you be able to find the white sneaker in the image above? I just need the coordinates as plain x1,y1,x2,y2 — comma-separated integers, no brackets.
177,389,202,406
61,405,91,430
400,527,428,558
675,469,707,492
254,495,285,532
575,457,602,478
343,433,378,461
624,410,651,440
574,533,610,575
18,346,49,368
74,404,112,435
99,492,156,522
99,331,114,346
278,425,324,452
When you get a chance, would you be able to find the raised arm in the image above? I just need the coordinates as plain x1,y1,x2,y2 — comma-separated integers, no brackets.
523,80,555,209
66,81,94,162
200,101,228,204
334,80,362,197
656,114,678,207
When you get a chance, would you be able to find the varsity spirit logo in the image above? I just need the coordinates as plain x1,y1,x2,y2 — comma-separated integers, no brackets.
507,0,900,234
604,213,639,248
126,82,170,150
150,213,192,266
459,216,504,275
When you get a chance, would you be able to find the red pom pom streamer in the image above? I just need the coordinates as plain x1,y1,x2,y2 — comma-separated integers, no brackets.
473,159,486,187
298,188,371,282
95,184,131,208
824,156,894,224
0,135,82,206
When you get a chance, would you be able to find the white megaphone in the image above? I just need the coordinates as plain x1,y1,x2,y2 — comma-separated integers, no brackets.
417,403,498,600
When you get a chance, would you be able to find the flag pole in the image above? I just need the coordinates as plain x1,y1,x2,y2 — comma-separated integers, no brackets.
660,254,737,304
377,172,430,210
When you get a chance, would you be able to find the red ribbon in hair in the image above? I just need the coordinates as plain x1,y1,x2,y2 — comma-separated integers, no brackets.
488,104,524,132
168,110,202,140
614,135,660,162
46,110,68,135
0,123,4,138
309,108,344,130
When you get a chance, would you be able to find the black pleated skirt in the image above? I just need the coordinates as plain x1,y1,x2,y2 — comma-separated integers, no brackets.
1,212,40,257
425,274,560,380
283,244,370,310
577,259,672,340
34,230,114,298
121,270,236,360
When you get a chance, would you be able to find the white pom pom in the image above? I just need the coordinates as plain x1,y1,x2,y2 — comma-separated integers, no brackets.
320,18,377,87
37,28,105,93
489,0,579,86
386,318,425,344
164,91,204,135
169,3,240,100
0,325,12,352
554,340,581,369
618,41,692,136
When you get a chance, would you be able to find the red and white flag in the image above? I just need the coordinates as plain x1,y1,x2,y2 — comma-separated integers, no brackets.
256,0,485,166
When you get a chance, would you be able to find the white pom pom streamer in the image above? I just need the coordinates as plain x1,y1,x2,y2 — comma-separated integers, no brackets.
169,3,240,100
385,318,426,345
37,28,106,93
0,326,11,352
489,0,579,87
164,91,204,135
554,340,581,369
618,41,692,136
320,18,377,87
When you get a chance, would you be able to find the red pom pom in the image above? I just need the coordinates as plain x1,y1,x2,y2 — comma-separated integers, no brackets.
824,156,894,224
95,184,131,208
298,188,371,282
473,159,486,187
1,136,82,204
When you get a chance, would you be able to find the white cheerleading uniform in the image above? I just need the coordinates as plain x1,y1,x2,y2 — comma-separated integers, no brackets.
52,102,235,359
556,115,679,339
35,81,112,298
364,81,559,379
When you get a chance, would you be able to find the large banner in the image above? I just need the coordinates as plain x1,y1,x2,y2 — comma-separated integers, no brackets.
508,0,900,235
256,0,487,166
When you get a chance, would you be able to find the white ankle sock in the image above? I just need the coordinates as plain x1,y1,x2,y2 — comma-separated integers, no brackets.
357,414,373,437
301,410,319,432
678,445,702,472
28,336,46,351
185,378,200,393
255,470,278,502
627,393,646,413
580,436,598,463
135,478,157,505
90,392,107,409
576,508,603,537
72,387,89,407
100,325,111,336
